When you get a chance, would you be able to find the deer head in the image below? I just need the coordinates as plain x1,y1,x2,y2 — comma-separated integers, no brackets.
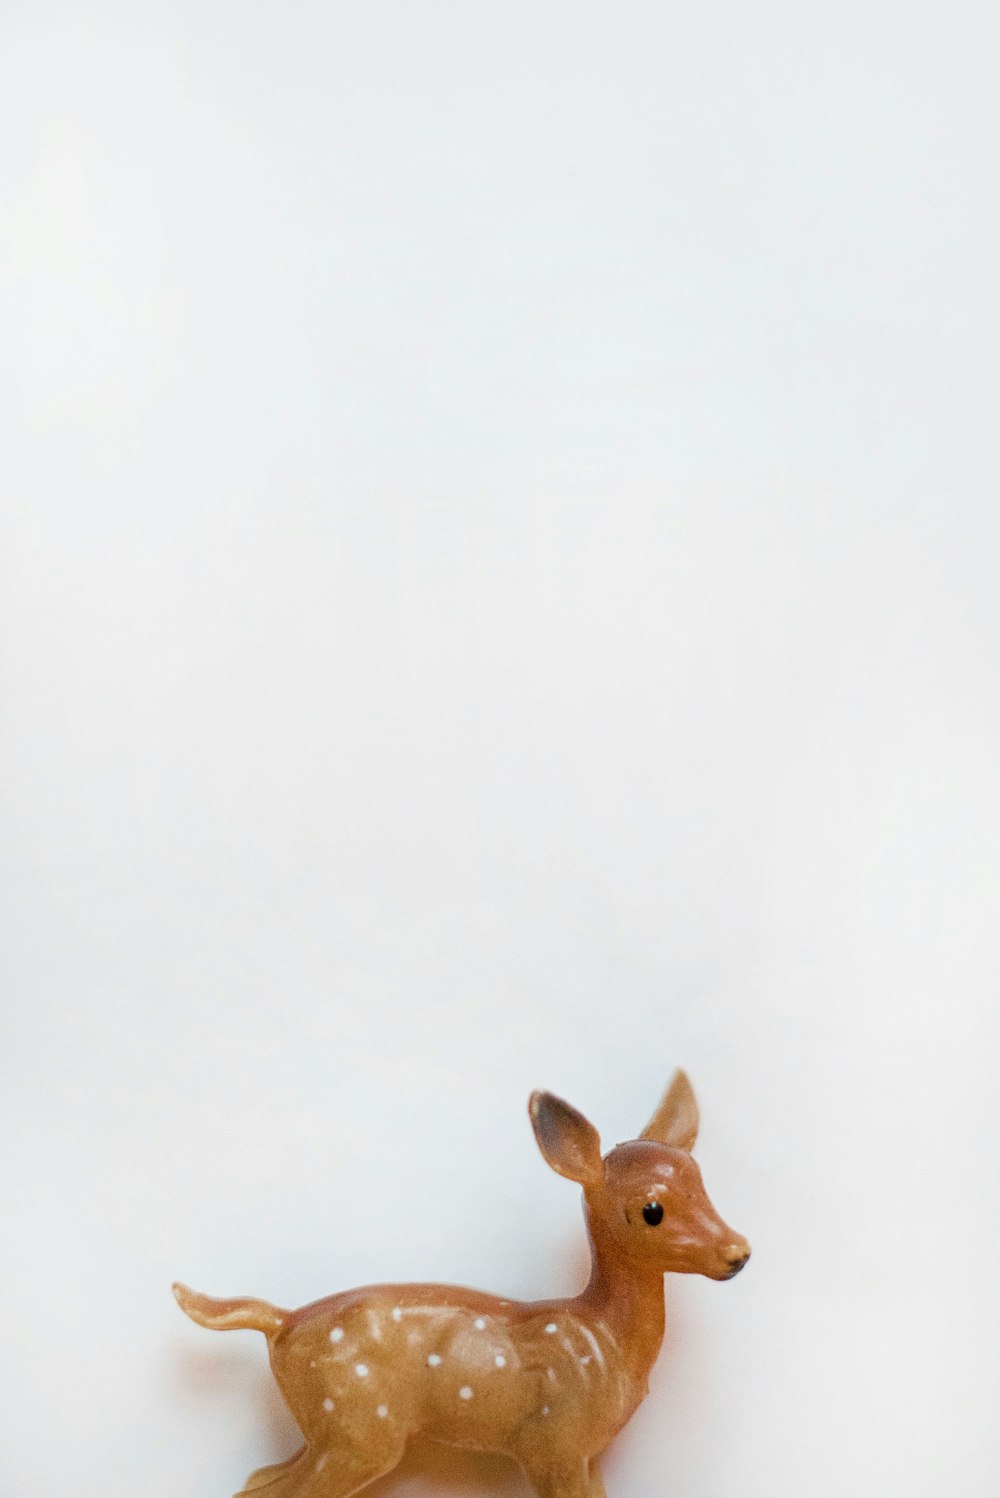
529,1071,750,1282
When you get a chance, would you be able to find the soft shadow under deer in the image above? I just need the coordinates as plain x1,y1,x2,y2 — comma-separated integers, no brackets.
175,1072,750,1498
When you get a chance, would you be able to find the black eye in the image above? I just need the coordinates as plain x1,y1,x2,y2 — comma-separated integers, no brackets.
642,1201,664,1226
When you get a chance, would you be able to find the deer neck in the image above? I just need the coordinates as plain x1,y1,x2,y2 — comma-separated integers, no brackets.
577,1229,666,1378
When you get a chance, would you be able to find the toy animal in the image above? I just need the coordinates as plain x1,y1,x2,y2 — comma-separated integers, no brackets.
174,1071,749,1498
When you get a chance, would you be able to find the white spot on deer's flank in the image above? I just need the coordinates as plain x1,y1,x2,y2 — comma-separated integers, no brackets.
581,1355,591,1365
427,1353,442,1367
541,1405,550,1416
323,1398,335,1413
544,1323,557,1334
474,1317,486,1329
316,1454,328,1473
578,1326,605,1371
459,1385,474,1400
392,1307,403,1321
330,1327,344,1343
377,1404,388,1418
495,1354,506,1368
355,1364,369,1378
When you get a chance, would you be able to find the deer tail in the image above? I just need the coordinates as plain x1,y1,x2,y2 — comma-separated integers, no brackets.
172,1282,287,1336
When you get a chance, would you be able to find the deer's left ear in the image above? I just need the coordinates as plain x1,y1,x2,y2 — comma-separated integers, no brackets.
641,1070,699,1152
529,1091,603,1187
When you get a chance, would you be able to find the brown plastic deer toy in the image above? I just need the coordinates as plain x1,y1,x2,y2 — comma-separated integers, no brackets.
174,1072,749,1498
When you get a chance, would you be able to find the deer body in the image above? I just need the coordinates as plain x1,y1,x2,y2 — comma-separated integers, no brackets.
175,1074,749,1498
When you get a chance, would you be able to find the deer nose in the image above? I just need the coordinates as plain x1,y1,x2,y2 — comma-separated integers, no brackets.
722,1242,751,1277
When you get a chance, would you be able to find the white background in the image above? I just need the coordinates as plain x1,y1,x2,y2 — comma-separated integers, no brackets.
1,3,998,1496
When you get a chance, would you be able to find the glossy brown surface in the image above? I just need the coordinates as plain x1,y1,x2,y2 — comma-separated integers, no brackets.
175,1071,749,1498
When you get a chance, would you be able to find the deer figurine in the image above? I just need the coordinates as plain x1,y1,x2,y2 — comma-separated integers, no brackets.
174,1071,749,1498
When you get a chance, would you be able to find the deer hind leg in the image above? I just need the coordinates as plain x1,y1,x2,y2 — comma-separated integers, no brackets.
236,1449,312,1496
236,1441,405,1498
240,1449,306,1491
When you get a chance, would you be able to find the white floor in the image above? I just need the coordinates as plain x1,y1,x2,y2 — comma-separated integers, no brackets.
1,5,998,1496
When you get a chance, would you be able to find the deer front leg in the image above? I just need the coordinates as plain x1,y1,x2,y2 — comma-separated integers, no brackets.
526,1462,591,1498
588,1460,607,1498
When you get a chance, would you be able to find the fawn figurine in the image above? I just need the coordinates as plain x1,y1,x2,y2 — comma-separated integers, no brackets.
174,1071,749,1498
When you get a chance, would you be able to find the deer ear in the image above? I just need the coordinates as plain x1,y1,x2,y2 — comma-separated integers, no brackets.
529,1091,603,1187
641,1070,699,1152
